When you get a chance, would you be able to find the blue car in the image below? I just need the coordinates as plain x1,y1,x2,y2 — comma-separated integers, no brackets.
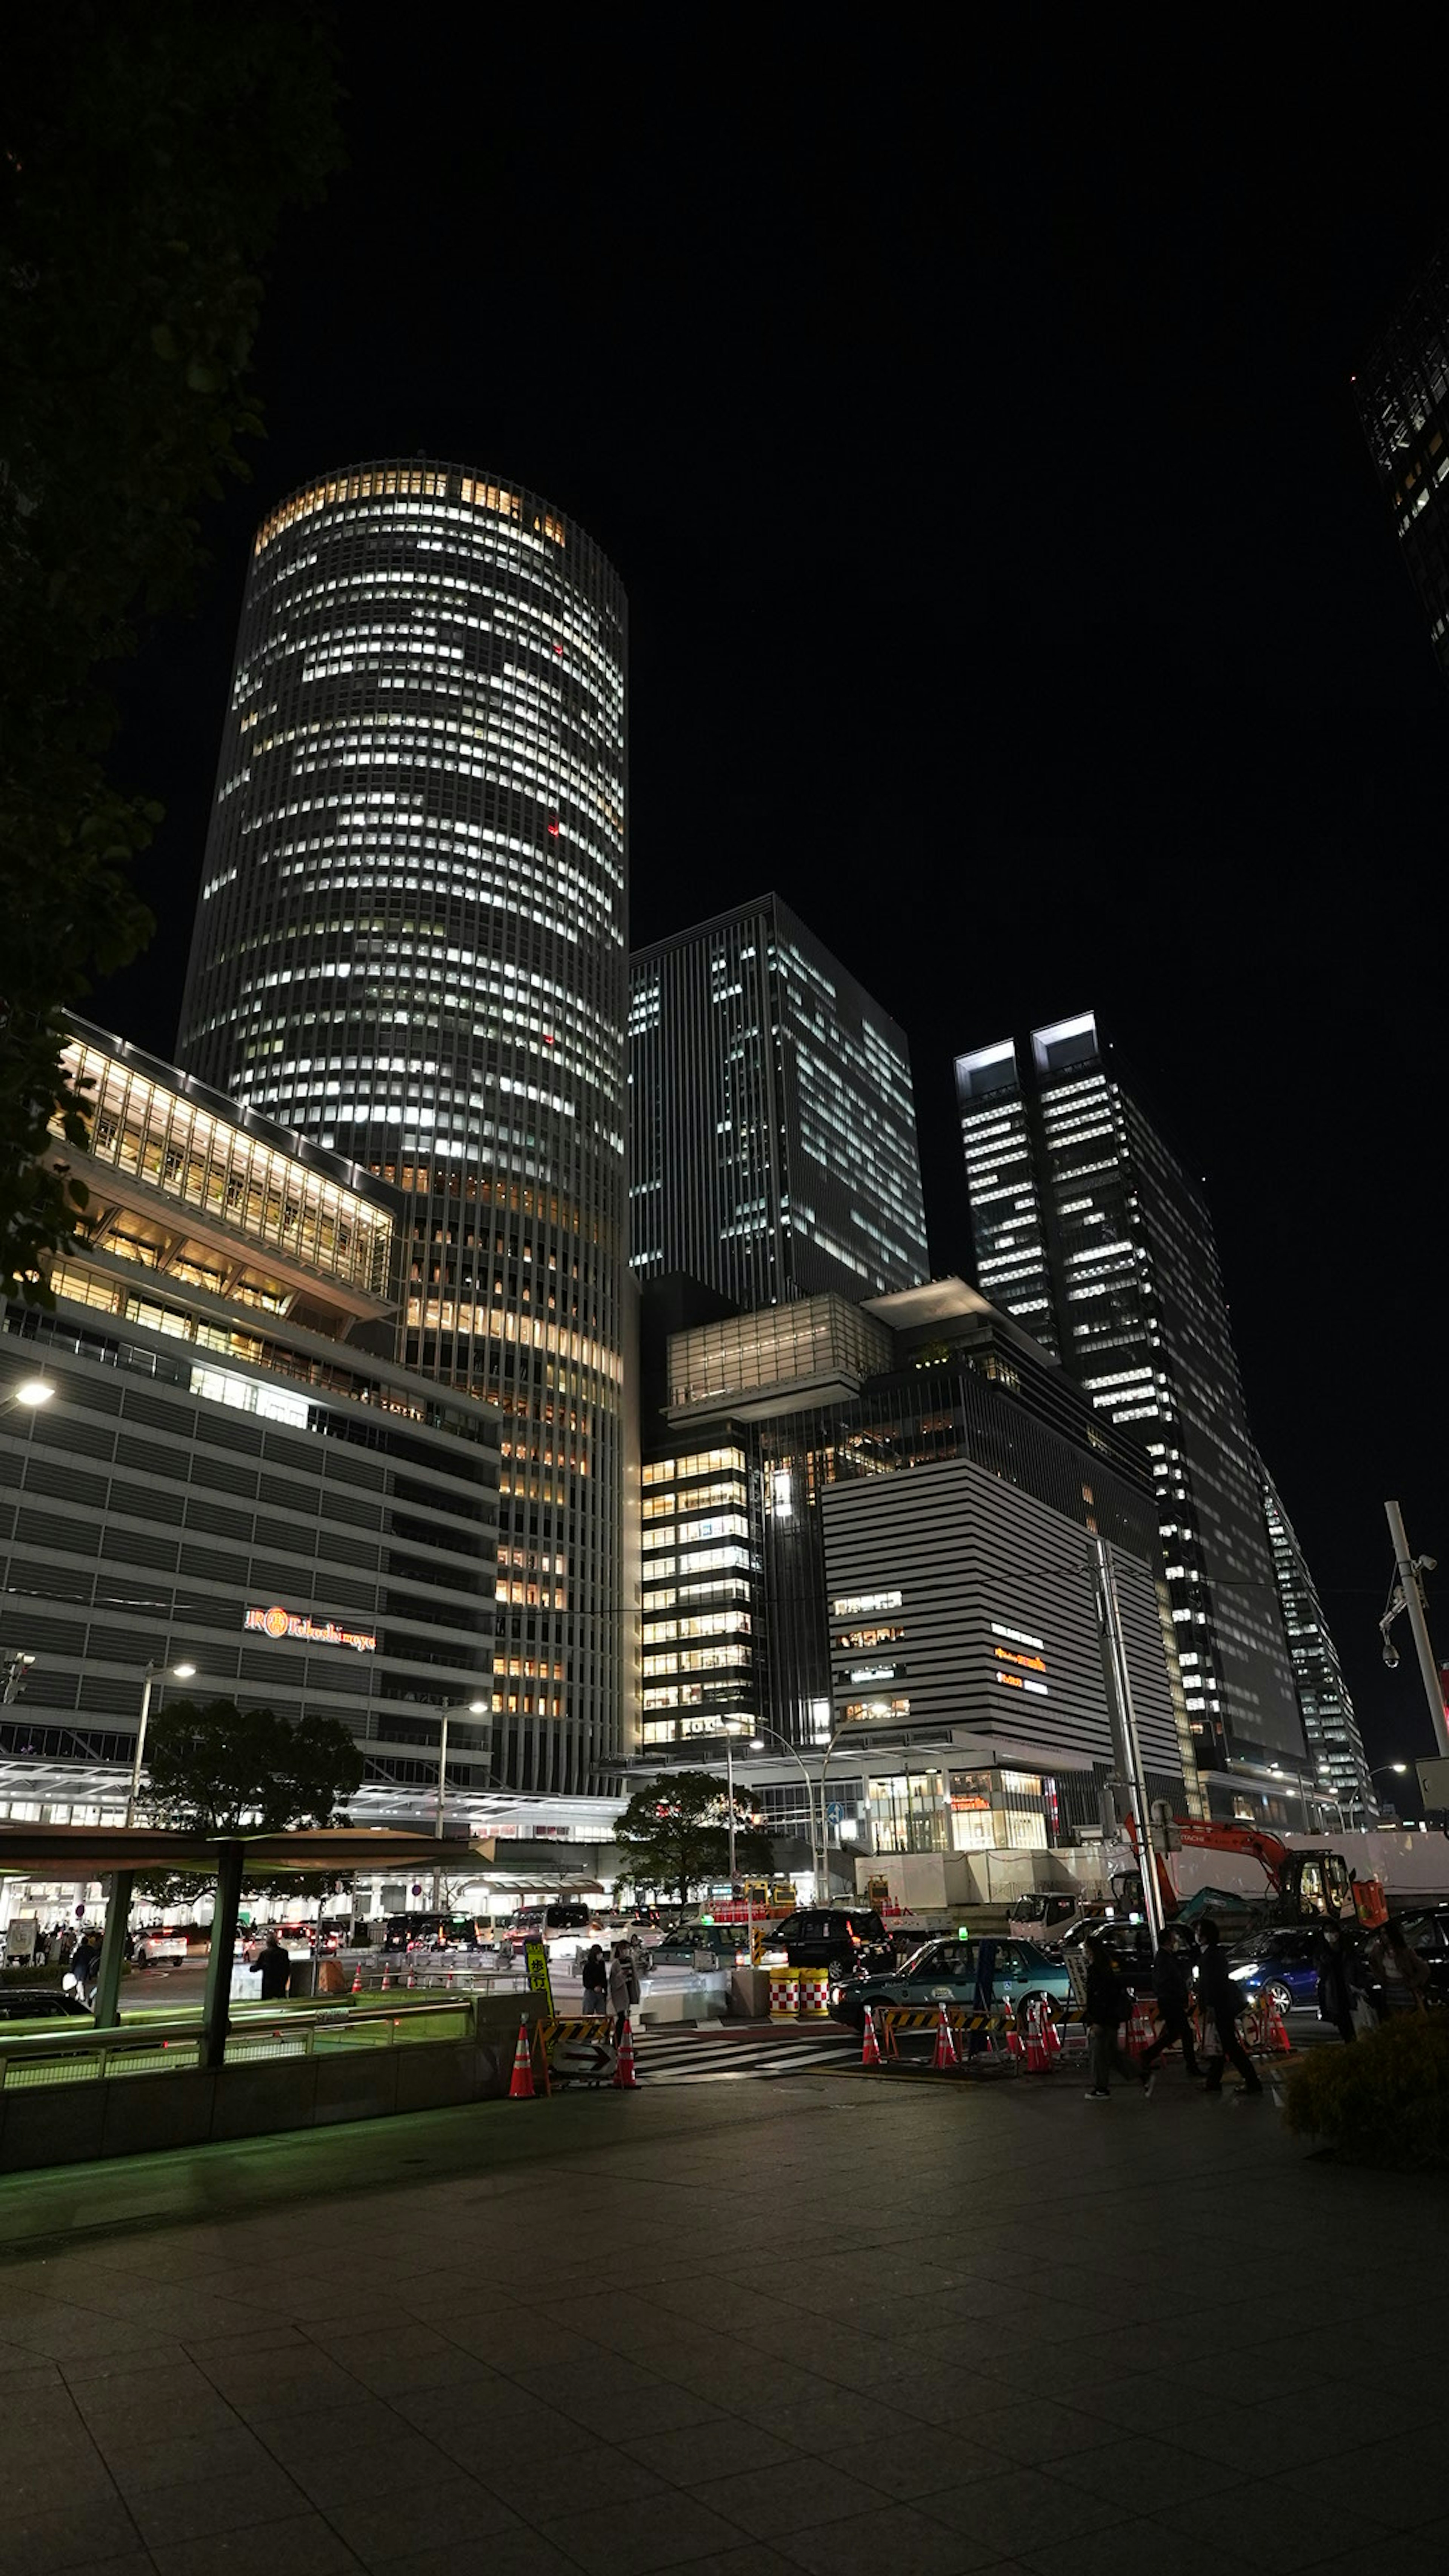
1226,1928,1322,2015
832,1935,1072,2029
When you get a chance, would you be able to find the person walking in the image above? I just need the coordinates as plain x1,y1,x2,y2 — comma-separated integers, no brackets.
257,1932,292,2000
1197,1919,1262,2096
1369,1917,1431,2016
581,1942,609,2021
1315,1923,1358,2044
606,1944,632,2046
1140,1927,1198,2080
1083,1933,1149,2099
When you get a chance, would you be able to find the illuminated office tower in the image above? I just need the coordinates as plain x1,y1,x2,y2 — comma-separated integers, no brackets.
1356,247,1449,683
178,461,628,1792
630,895,928,1307
1260,1466,1375,1822
955,1012,1302,1788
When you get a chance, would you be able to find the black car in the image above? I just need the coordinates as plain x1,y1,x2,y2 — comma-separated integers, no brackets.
767,1908,888,1979
0,1986,88,2023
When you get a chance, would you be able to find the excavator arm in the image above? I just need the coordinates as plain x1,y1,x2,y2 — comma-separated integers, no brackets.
1122,1814,1290,1916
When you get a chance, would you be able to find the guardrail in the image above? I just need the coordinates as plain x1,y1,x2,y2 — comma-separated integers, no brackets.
0,1996,478,2093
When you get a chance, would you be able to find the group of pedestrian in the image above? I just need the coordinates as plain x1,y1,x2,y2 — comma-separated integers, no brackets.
580,1939,640,2041
1084,1907,1438,2103
1318,1915,1431,2037
1083,1921,1262,2101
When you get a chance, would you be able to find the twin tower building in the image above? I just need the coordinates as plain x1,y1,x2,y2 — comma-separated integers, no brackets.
158,458,1358,1821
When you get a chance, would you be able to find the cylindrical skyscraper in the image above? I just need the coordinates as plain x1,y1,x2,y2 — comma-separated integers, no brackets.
179,460,627,1793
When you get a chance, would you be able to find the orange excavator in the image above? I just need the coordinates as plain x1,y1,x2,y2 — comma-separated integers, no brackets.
1123,1815,1388,1929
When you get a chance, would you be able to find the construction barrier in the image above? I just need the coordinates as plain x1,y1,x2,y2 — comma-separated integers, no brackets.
769,1964,799,2021
797,1967,829,2021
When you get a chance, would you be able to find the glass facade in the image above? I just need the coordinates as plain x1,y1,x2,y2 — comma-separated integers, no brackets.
1260,1467,1375,1819
955,1013,1303,1774
630,895,928,1306
177,460,628,1793
1356,249,1449,684
662,1291,1195,1800
637,1444,761,1750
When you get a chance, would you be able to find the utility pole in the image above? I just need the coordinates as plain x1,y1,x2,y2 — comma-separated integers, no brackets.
1093,1536,1162,1951
1384,1503,1449,1759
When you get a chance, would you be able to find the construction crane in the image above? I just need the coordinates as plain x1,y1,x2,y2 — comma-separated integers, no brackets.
1123,1815,1387,1929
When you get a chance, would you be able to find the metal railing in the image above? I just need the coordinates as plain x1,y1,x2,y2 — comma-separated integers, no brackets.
0,1995,478,2093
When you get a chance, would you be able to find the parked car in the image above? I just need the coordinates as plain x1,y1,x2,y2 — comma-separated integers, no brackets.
1226,1927,1326,2015
0,1986,88,2023
1006,1893,1082,1942
765,1908,889,1980
832,1935,1072,2030
648,1924,748,1969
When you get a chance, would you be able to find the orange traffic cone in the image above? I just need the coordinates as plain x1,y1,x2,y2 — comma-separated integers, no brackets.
613,2019,639,2089
406,1965,415,1990
1267,1995,1292,2055
1041,2002,1062,2062
509,2018,536,2099
932,2003,960,2071
1005,2008,1025,2059
860,2005,883,2068
351,1962,361,1994
380,1967,391,1992
1024,2001,1046,2072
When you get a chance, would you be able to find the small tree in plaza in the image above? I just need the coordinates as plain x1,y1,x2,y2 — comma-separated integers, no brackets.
612,1770,773,1907
143,1698,362,1835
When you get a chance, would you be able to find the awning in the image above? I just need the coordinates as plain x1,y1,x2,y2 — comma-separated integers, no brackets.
0,1826,493,1882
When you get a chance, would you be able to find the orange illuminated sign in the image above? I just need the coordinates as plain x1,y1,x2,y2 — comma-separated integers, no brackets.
245,1604,376,1654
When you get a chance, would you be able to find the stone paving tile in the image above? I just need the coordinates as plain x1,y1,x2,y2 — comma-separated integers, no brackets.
921,2467,1121,2556
0,2442,118,2519
325,2475,521,2567
283,2427,475,2513
1018,2520,1240,2576
535,2492,752,2576
0,2495,145,2576
1183,2477,1423,2569
93,2423,280,2497
199,2342,364,2412
960,2399,1128,2466
619,2420,794,2485
365,2535,588,2576
303,2319,495,2393
127,2463,314,2551
777,2502,1007,2576
148,2511,364,2575
689,2458,881,2538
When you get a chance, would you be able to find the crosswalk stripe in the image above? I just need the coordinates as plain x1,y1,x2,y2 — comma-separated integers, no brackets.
633,2027,860,2086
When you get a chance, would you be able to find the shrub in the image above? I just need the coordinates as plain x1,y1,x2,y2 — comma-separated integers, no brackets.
1282,2012,1449,2169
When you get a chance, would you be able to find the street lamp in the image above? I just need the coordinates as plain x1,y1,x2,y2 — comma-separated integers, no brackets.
125,1659,197,1827
5,1379,54,1410
748,1726,822,1883
432,1697,490,1911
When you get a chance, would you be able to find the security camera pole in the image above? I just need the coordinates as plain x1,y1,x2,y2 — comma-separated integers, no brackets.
1383,1502,1449,1759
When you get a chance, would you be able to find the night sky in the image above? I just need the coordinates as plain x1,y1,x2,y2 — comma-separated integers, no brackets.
98,27,1448,1792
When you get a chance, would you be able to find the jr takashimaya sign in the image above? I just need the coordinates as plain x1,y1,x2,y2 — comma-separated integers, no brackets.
244,1604,377,1654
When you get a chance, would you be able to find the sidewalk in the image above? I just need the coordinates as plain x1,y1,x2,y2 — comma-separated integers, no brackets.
0,2067,1443,2576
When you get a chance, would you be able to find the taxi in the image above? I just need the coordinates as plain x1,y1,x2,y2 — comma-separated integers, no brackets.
831,1933,1072,2029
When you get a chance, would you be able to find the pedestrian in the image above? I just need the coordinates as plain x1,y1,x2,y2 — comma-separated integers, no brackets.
581,1942,609,2020
606,1943,632,2045
1315,1923,1357,2044
1197,1920,1263,2096
1083,1933,1149,2099
1369,1918,1431,2016
257,1931,292,2000
1140,1927,1198,2080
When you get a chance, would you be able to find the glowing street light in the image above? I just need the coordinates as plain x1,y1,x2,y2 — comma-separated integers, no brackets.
125,1660,198,1827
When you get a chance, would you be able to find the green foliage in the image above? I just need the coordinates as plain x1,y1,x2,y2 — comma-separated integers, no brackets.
613,1770,774,1905
0,6,343,1295
1281,2012,1449,2169
143,1697,363,1836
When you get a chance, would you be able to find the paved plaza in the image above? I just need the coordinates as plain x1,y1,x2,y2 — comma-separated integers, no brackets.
0,2063,1444,2576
